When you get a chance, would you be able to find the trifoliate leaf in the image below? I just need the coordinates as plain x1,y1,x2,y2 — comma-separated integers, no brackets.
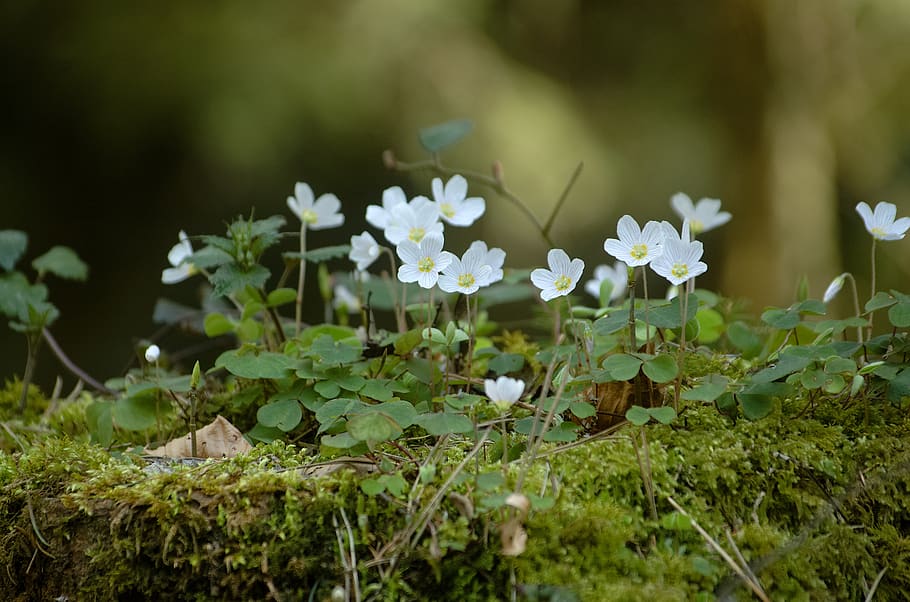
113,394,159,431
625,405,651,426
650,406,677,424
256,398,303,432
648,297,698,329
739,393,774,420
0,272,47,318
0,230,27,271
32,246,88,281
347,411,402,443
642,354,678,383
413,412,474,436
602,354,643,381
214,349,295,379
418,119,473,153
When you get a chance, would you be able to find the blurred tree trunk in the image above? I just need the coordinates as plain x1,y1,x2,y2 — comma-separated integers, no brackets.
723,0,844,306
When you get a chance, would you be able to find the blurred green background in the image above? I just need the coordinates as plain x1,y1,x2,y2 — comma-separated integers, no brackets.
3,0,910,391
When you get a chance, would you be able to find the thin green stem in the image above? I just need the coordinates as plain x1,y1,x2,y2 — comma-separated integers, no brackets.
18,334,41,413
295,225,308,337
627,266,637,353
844,272,863,345
868,238,877,338
543,162,584,238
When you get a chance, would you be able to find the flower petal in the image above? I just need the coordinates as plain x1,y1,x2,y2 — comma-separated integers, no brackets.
616,215,641,243
445,175,468,201
294,182,314,207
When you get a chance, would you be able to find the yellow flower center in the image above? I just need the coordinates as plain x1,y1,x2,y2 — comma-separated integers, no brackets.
440,203,455,218
871,227,885,239
630,243,648,260
408,227,426,242
671,263,689,280
457,273,476,289
554,275,572,291
418,256,435,273
689,220,704,235
302,209,318,224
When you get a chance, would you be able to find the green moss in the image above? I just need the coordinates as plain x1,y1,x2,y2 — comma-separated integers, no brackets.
2,395,909,600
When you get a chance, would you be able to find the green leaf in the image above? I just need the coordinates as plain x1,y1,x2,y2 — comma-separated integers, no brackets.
360,478,385,496
0,272,47,318
823,374,846,394
418,119,473,153
888,301,910,328
266,287,297,307
800,368,825,390
593,311,628,335
569,401,597,419
750,352,813,383
335,374,366,392
650,406,677,424
726,320,763,359
285,244,353,264
824,357,856,374
488,353,525,375
865,291,896,312
695,308,724,343
359,400,417,429
761,307,800,330
210,263,270,297
360,379,397,402
347,411,402,443
413,412,474,435
625,405,651,426
314,380,341,399
405,357,441,385
256,398,303,432
32,246,88,281
305,335,362,365
321,432,361,449
315,398,367,427
681,376,729,401
642,354,678,383
602,354,642,380
648,297,698,329
204,312,234,337
86,401,113,447
214,349,295,379
542,421,580,442
0,230,27,271
661,511,692,530
393,329,424,355
739,393,774,420
112,394,160,431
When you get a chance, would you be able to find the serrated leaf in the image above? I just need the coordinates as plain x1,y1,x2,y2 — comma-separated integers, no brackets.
256,398,303,432
32,246,88,281
210,263,270,297
418,119,473,153
188,245,234,269
214,349,295,379
0,230,27,271
413,412,474,435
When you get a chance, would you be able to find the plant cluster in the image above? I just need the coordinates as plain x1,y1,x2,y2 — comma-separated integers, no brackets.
2,121,910,600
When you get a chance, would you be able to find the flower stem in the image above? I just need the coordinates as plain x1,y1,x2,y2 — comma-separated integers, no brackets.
868,238,877,338
844,272,863,345
626,266,637,353
295,225,308,337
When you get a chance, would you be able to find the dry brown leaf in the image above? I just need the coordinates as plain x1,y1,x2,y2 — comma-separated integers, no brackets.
500,518,527,557
145,415,252,458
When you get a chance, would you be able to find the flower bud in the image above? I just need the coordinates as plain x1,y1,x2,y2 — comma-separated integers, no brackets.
191,360,202,389
144,344,160,363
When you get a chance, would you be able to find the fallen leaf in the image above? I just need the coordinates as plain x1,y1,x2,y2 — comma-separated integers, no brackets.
145,415,252,458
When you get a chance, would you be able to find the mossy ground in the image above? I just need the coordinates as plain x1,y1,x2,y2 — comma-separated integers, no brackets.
1,379,909,601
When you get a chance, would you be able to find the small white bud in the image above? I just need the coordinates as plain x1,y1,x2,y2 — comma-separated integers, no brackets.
144,344,160,363
823,273,847,303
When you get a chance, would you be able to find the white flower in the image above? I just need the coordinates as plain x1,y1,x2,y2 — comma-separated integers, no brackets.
396,233,452,289
287,182,344,230
531,249,585,302
855,201,910,241
467,240,506,285
432,174,486,226
584,262,628,302
383,200,443,245
603,215,664,267
161,230,198,284
438,247,493,295
333,284,361,313
144,344,160,363
484,376,525,413
349,231,380,271
365,186,408,230
823,273,847,303
670,193,731,236
650,221,708,286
